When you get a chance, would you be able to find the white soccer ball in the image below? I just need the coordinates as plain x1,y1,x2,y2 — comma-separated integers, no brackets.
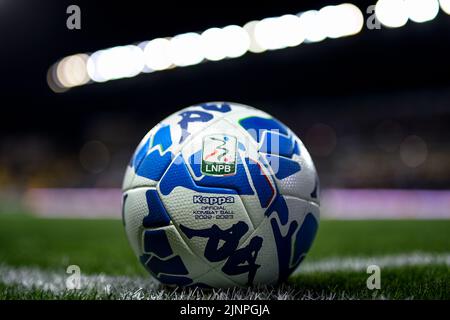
122,102,320,287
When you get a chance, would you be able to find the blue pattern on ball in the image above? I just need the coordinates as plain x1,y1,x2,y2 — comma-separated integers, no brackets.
132,125,174,181
239,116,289,142
292,213,319,267
143,190,171,228
143,229,173,258
259,131,296,157
159,154,237,196
264,154,301,180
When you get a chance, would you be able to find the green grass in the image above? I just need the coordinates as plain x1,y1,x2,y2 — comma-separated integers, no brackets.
0,283,106,300
0,214,142,276
0,214,449,299
309,219,450,258
291,266,450,299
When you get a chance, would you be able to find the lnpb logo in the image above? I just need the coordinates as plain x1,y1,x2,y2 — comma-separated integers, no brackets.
201,134,237,176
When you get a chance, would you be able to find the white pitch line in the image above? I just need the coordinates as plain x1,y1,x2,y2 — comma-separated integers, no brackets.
0,265,159,299
294,252,450,274
0,252,449,299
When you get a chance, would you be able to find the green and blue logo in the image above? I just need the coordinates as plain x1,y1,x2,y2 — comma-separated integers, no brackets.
201,134,237,176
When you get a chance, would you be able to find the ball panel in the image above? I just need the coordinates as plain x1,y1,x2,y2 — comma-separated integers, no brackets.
158,102,238,147
156,154,256,270
142,189,171,228
180,115,279,229
291,211,319,269
270,156,319,205
122,187,151,256
122,165,136,191
284,196,319,269
140,224,211,284
221,216,279,286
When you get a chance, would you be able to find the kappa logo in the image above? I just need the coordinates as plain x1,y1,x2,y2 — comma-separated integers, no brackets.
201,134,237,176
193,195,235,205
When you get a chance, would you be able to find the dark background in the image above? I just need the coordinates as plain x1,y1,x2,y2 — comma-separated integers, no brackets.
0,0,449,190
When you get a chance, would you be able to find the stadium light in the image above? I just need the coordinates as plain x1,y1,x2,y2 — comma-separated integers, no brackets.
221,25,251,58
253,17,279,49
405,0,440,23
441,0,450,14
298,4,363,43
254,15,305,50
168,32,204,67
298,10,327,43
200,25,250,60
86,45,145,83
376,0,441,27
243,21,266,53
375,0,409,28
57,54,90,88
47,53,90,91
86,50,106,82
322,3,364,38
48,1,447,91
143,38,173,71
200,28,229,61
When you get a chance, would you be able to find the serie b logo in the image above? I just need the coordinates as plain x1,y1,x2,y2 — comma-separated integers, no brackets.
201,134,237,176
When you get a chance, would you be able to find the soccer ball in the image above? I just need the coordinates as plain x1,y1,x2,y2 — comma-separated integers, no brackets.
122,102,320,287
